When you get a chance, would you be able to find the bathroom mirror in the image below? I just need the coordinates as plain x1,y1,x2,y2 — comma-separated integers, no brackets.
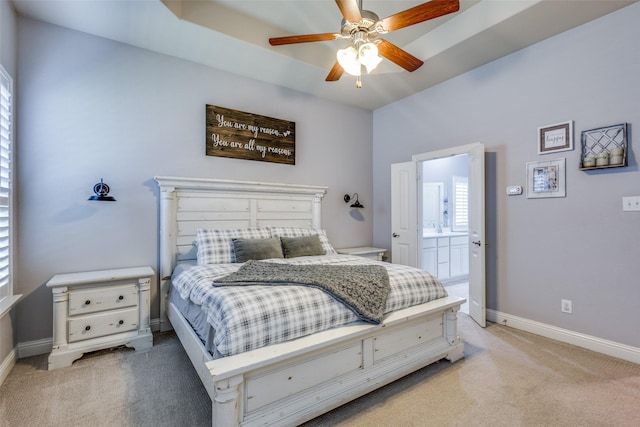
423,182,444,231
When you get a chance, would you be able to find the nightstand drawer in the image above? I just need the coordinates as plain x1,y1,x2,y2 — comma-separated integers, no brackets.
69,284,138,316
68,307,139,343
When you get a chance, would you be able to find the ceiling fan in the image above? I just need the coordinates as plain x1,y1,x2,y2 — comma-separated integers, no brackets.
269,0,460,88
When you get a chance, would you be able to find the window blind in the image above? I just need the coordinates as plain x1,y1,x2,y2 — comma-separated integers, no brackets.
451,176,468,232
0,66,12,300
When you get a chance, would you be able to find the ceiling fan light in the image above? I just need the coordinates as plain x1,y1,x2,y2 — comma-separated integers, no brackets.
359,42,382,73
337,46,361,76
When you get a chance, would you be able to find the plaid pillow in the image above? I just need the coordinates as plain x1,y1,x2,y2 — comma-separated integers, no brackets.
196,227,271,265
269,227,337,255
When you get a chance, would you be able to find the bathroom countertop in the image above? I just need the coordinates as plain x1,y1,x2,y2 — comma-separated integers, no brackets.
423,231,469,238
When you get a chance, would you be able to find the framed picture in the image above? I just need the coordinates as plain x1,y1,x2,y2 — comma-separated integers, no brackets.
526,158,566,199
537,121,573,154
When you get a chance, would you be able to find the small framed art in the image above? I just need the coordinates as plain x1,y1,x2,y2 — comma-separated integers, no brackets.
526,158,566,199
537,121,573,154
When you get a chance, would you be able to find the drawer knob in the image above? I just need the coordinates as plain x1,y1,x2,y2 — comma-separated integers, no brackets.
85,300,91,305
118,320,124,325
85,325,91,331
118,295,124,300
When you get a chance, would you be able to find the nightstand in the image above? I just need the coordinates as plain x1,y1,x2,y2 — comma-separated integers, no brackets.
47,266,154,370
336,247,387,261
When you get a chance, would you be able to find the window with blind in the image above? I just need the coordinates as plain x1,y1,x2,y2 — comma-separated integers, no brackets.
0,65,13,303
451,175,468,232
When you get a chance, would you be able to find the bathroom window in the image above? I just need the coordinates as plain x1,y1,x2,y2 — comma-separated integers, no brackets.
451,176,468,232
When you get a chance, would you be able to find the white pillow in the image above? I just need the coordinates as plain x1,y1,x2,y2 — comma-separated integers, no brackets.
196,227,271,265
269,227,337,255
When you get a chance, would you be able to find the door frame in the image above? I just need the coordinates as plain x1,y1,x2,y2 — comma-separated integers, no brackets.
392,142,486,326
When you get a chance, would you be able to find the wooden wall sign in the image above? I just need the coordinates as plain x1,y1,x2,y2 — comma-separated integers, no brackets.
206,104,295,165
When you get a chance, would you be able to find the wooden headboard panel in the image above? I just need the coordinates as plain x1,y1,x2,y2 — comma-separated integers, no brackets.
154,176,327,331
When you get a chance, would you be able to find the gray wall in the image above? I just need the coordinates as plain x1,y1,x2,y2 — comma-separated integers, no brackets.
16,18,374,343
0,0,17,364
373,3,640,348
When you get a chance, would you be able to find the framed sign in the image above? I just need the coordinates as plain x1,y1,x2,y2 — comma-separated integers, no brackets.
526,158,566,199
206,104,295,165
537,121,573,154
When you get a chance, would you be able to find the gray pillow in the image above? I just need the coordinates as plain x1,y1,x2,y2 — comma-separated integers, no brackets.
280,234,325,258
232,237,284,263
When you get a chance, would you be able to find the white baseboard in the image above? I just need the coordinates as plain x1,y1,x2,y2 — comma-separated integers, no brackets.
0,347,17,386
487,309,640,365
18,337,52,359
16,318,163,359
17,314,638,365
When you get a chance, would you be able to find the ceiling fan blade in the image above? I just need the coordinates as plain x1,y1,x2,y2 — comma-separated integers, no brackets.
326,61,344,81
335,0,362,23
269,33,341,46
376,39,424,72
381,0,460,32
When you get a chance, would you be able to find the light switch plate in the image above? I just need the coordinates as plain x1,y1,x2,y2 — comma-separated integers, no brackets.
623,196,640,211
506,186,523,196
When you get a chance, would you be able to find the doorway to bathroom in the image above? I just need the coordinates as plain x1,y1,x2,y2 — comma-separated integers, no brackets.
421,154,470,313
391,142,485,326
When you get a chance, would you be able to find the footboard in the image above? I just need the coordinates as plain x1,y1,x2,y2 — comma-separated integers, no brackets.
200,296,465,426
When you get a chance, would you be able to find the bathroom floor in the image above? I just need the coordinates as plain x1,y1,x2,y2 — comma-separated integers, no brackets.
444,280,469,314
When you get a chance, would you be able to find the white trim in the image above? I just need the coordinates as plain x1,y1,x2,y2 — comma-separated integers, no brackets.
412,141,483,162
17,337,52,359
0,293,21,318
150,317,161,332
19,314,639,366
0,346,17,386
487,309,640,365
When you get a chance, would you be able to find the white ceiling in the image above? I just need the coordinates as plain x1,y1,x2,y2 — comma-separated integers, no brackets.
12,0,636,110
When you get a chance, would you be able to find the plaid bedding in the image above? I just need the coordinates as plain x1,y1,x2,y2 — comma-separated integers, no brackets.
172,254,448,357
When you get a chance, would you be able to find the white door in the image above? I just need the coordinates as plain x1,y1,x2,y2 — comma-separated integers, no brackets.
394,142,486,327
467,143,486,327
390,162,417,266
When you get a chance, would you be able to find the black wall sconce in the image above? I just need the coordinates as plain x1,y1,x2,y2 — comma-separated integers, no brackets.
89,178,116,201
344,193,363,208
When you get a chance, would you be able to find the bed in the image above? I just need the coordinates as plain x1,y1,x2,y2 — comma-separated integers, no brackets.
154,176,465,427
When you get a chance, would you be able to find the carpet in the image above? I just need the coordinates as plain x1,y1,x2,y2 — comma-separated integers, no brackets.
2,314,640,426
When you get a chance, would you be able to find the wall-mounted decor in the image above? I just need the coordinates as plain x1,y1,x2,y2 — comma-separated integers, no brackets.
579,123,628,170
526,158,566,199
88,178,116,201
537,121,573,154
205,104,295,165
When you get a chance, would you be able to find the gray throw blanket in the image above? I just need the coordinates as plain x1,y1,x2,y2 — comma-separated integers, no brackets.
214,260,390,323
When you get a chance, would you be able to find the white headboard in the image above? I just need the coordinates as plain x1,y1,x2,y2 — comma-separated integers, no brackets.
154,176,327,331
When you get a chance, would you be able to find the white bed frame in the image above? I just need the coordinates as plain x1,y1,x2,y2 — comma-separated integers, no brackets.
155,176,465,427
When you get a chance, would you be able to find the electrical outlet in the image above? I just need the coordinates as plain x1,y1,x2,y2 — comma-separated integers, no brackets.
561,299,572,314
